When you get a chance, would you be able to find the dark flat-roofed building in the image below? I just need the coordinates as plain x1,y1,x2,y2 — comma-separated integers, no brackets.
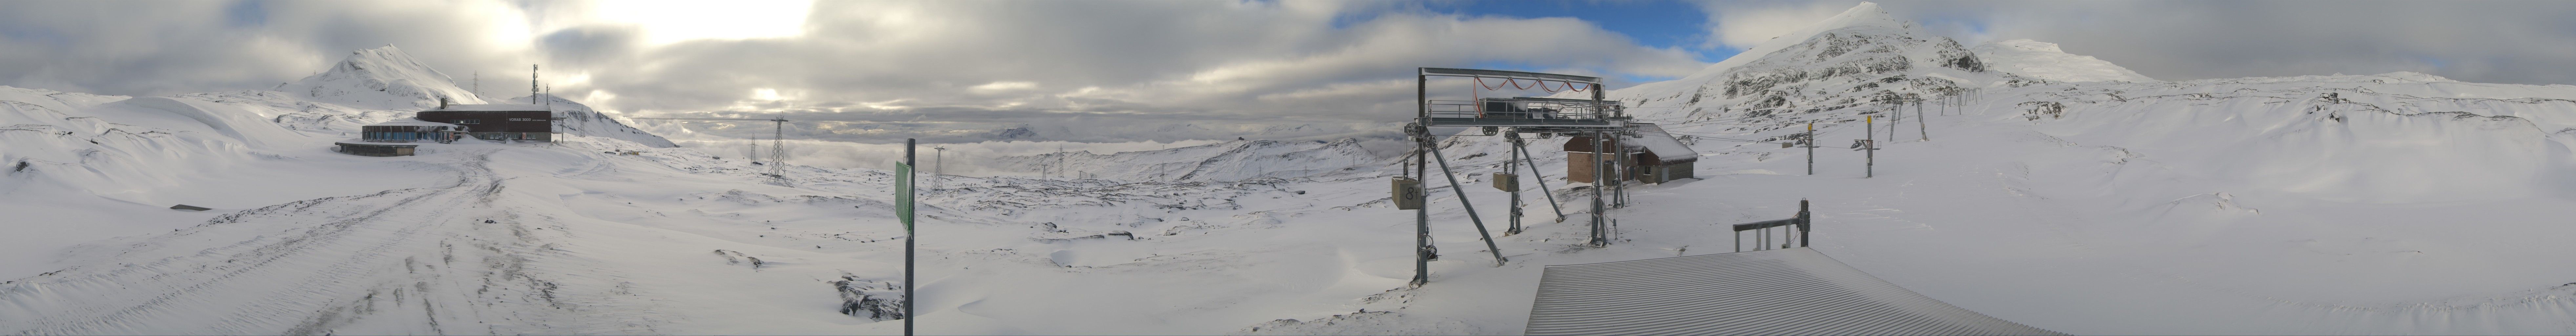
416,103,555,142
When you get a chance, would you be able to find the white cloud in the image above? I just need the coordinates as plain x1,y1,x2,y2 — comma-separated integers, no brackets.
589,0,814,46
0,1,1705,142
15,1,2571,144
1701,2,1855,50
968,81,1038,94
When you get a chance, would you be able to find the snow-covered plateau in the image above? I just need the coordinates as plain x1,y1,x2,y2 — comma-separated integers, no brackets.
8,3,2576,334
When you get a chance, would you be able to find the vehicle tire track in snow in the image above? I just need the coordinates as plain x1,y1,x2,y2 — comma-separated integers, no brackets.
0,150,520,335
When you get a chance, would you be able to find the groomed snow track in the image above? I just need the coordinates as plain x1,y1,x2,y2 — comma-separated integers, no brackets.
0,150,626,335
1523,247,2062,336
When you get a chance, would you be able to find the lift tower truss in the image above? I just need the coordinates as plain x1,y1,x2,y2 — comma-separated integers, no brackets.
1405,68,1628,288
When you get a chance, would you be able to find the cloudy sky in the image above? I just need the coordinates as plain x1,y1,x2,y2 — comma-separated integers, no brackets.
5,0,2573,143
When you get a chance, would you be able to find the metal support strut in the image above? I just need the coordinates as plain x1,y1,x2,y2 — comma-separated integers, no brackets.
1590,129,1609,247
1504,132,1524,235
1515,136,1567,222
1424,125,1509,267
1411,75,1431,288
1407,67,1619,286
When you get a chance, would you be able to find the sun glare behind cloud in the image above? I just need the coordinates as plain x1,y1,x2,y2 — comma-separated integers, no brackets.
591,0,814,46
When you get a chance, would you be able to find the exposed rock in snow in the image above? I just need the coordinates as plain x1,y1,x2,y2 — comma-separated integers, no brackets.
1588,1,2015,130
1973,39,2158,83
832,272,905,321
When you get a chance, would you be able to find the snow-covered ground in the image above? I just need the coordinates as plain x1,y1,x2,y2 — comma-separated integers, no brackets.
9,2,2576,334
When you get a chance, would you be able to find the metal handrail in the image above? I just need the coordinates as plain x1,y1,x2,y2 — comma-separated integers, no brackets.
1425,99,1618,121
1732,200,1813,252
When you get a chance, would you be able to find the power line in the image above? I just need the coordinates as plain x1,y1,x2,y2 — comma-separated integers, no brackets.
629,117,1091,165
788,121,913,144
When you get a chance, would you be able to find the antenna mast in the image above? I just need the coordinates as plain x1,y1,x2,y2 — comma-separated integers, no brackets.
530,64,539,104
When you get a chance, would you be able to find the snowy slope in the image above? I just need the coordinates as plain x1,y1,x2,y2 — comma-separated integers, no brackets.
1,46,1411,335
1563,74,2576,333
277,46,486,110
3,45,670,300
1973,39,2157,83
1442,2,2576,333
516,94,682,148
1593,1,2017,132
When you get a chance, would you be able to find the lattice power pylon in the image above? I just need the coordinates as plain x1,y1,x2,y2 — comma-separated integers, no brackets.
625,116,796,184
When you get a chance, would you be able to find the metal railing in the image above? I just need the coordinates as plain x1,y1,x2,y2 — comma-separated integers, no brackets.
1732,200,1813,252
1424,98,1621,123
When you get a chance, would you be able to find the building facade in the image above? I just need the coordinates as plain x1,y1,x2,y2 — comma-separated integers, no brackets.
415,104,555,142
1562,123,1697,184
358,118,460,143
336,118,460,157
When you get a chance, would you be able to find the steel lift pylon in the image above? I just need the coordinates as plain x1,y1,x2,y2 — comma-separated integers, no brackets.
1402,68,1630,288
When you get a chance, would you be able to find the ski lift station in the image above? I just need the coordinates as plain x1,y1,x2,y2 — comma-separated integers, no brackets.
1392,68,2059,335
416,103,556,142
333,101,557,157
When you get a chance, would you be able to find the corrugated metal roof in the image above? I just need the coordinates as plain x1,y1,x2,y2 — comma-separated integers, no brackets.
1524,247,2062,336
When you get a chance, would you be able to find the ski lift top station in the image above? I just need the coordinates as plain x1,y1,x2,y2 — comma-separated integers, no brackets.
1394,68,1698,289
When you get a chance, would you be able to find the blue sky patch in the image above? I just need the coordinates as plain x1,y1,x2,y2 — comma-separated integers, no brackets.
1433,0,1727,62
225,0,268,28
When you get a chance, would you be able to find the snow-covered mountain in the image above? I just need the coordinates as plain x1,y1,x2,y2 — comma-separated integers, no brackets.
1972,39,2157,83
277,45,488,110
1476,3,2576,333
1590,3,2138,134
1592,2,2016,132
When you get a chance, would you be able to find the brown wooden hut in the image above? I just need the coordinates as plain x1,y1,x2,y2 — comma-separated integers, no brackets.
1562,123,1697,184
